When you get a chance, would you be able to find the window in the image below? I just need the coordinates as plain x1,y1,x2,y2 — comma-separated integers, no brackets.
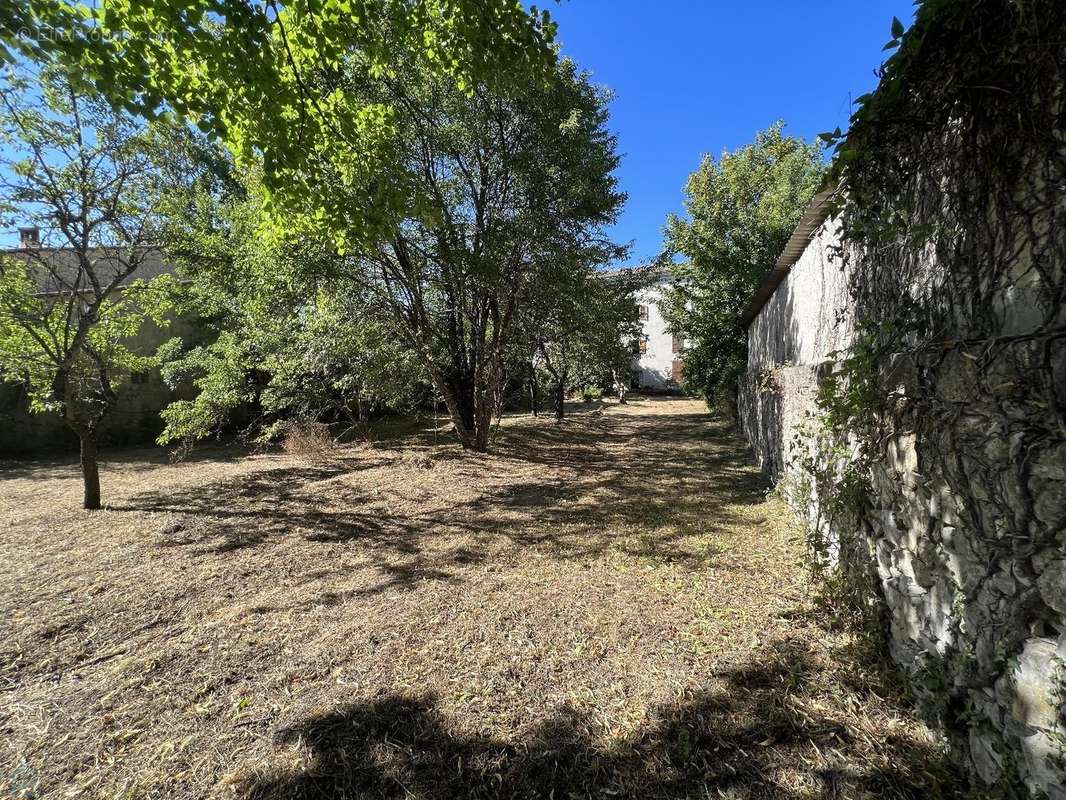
638,304,649,321
639,339,647,354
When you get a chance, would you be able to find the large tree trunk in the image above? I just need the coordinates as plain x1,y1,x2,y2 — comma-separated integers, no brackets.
79,430,101,510
554,377,566,422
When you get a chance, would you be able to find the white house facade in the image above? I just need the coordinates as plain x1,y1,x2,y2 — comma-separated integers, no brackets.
631,277,683,391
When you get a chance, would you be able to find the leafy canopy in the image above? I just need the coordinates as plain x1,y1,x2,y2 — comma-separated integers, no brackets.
4,1,559,250
662,122,825,405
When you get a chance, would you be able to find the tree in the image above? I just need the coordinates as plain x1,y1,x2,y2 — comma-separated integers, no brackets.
661,122,825,409
0,67,179,508
156,56,623,454
155,169,426,448
332,57,624,450
518,265,644,421
5,0,558,256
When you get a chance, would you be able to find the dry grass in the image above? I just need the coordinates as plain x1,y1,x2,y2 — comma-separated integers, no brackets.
280,422,337,463
0,398,970,799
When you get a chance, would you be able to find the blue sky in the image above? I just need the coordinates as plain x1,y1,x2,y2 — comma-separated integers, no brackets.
549,0,918,265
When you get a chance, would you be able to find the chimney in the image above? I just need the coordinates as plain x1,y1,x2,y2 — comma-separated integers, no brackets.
18,226,40,248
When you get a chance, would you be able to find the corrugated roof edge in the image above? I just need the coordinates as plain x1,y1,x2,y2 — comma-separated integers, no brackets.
738,185,838,329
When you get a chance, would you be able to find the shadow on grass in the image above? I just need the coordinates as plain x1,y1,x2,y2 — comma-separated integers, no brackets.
243,635,968,800
107,398,769,589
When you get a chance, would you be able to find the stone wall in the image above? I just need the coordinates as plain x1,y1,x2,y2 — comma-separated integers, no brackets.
738,213,1066,796
746,219,853,375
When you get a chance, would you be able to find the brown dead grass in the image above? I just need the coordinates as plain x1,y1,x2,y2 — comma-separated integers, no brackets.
0,397,971,799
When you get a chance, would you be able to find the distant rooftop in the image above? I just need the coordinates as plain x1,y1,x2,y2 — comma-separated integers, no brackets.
1,238,173,295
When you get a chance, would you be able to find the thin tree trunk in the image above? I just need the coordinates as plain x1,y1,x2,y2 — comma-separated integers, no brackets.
555,378,566,422
79,430,101,510
473,406,492,452
470,373,494,452
529,375,538,417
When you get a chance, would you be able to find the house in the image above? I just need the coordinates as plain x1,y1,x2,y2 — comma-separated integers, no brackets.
600,267,684,391
631,275,685,390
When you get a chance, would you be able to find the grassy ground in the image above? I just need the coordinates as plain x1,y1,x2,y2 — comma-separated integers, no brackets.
1,397,969,799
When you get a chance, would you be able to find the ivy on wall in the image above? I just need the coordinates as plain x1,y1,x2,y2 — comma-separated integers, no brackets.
801,0,1066,790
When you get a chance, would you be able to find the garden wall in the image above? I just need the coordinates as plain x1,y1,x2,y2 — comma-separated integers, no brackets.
738,212,1066,796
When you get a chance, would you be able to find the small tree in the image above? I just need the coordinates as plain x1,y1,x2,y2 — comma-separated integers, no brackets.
519,265,643,421
0,66,175,508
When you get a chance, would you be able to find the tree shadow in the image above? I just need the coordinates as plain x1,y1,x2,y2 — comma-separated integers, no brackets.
105,399,767,590
242,635,968,800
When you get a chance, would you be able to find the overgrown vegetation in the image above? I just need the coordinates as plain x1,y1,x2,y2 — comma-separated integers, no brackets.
156,166,427,450
809,0,1066,616
790,0,1065,786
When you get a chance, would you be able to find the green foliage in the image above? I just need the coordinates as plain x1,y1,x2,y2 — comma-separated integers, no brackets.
661,122,825,408
7,0,558,255
0,262,175,414
0,65,183,432
581,385,604,402
156,53,624,452
334,56,625,447
517,265,643,416
815,324,885,434
157,168,425,447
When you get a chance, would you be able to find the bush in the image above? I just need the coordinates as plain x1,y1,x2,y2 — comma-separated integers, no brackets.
582,385,604,402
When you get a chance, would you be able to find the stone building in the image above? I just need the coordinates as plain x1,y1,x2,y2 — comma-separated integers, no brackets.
631,273,684,391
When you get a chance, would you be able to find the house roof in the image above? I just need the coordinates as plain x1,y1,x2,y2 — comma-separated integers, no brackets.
738,187,837,328
0,246,174,295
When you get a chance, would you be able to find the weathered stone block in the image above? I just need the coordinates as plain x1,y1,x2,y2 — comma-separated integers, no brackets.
1011,638,1060,730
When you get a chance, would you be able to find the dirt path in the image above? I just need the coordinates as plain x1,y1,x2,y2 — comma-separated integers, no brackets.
1,398,966,798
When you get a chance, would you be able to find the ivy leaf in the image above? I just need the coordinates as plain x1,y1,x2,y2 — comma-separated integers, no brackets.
891,16,905,39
